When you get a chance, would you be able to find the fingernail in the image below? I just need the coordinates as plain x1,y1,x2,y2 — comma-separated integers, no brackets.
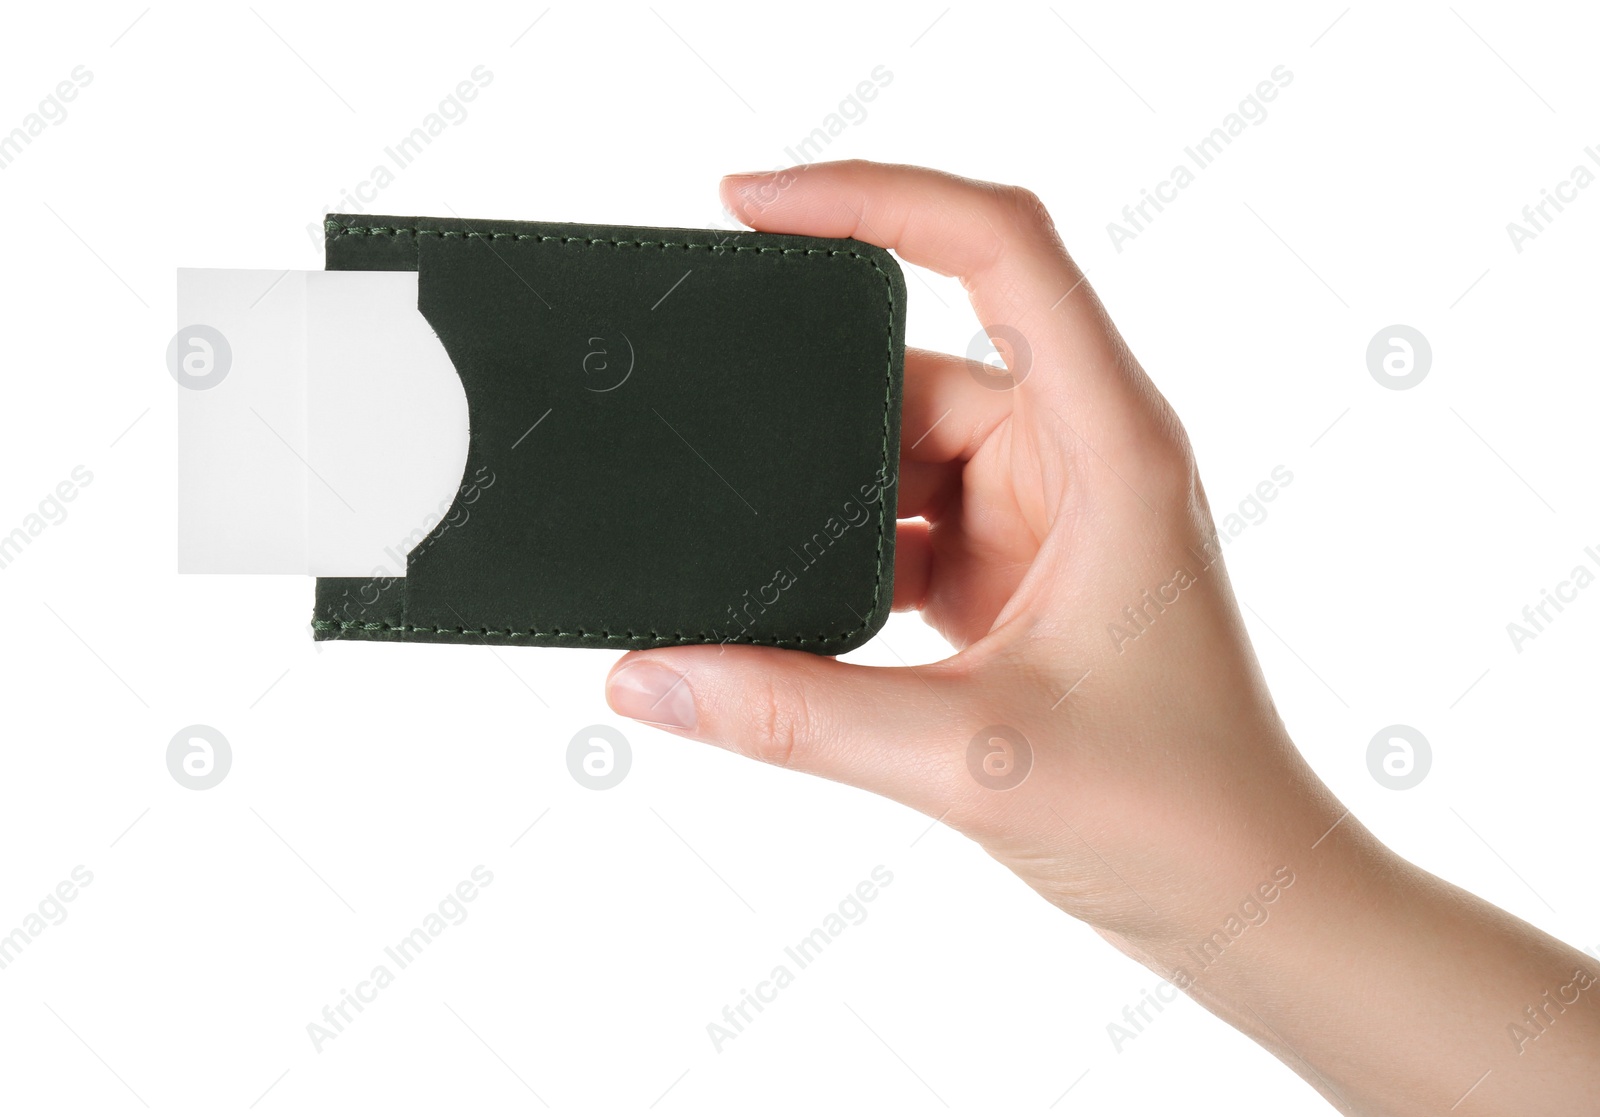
608,661,697,730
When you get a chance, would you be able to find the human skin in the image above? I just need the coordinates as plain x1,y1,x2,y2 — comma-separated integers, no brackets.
604,160,1600,1113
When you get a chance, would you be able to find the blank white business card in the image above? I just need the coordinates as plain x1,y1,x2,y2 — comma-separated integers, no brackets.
175,269,468,576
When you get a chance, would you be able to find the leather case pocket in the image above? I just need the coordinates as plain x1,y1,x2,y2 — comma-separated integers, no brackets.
311,214,906,655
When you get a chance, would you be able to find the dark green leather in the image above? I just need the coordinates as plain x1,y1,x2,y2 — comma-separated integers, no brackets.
310,213,905,655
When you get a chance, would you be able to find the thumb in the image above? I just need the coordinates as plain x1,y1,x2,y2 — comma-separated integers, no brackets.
605,645,961,810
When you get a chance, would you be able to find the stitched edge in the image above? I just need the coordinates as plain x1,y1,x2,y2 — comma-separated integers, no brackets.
315,222,897,647
309,619,852,647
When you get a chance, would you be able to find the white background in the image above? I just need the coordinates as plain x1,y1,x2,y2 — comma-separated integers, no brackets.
1,2,1596,1113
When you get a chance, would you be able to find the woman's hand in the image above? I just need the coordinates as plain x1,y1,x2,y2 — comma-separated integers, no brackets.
606,160,1599,1114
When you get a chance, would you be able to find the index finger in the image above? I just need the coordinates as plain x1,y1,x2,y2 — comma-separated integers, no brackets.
720,159,1151,429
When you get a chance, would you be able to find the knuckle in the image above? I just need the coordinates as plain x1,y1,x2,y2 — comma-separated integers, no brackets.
1132,436,1201,515
964,181,1062,270
1166,413,1201,481
1001,184,1057,236
973,181,1071,268
1095,377,1200,509
1141,413,1199,495
745,676,815,770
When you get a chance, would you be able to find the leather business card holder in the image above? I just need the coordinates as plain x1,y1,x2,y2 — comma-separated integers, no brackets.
310,213,906,655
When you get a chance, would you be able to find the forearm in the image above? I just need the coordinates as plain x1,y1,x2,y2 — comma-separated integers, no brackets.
1120,815,1600,1114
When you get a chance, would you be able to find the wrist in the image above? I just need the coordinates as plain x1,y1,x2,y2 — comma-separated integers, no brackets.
1114,791,1402,995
